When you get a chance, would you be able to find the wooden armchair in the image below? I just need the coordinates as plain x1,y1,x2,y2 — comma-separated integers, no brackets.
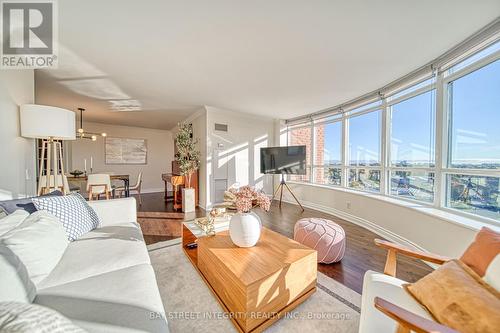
372,239,456,333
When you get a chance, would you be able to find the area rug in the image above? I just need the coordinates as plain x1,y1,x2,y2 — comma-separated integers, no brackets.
148,239,361,333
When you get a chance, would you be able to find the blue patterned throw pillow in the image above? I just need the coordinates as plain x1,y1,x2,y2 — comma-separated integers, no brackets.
31,193,99,241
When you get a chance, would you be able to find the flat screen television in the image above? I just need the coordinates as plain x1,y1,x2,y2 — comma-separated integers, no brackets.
260,146,307,175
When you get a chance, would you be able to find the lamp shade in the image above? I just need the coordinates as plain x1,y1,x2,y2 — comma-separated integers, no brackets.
20,104,76,140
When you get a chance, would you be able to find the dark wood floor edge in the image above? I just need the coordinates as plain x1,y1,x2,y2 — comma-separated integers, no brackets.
147,240,182,252
317,283,361,314
277,198,434,268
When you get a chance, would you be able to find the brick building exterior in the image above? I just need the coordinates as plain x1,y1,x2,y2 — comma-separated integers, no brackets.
287,124,325,183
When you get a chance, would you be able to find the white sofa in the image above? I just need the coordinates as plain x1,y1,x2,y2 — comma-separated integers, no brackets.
33,197,169,333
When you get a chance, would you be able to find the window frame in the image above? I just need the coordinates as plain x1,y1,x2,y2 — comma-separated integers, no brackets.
440,52,500,221
312,117,343,187
345,107,383,193
386,83,437,204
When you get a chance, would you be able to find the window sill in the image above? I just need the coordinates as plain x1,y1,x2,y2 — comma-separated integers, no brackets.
285,180,500,232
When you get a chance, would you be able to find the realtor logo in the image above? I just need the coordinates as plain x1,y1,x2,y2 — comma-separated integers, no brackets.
1,0,57,68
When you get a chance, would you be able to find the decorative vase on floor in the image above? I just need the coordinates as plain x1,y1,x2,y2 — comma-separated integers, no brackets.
182,188,195,213
229,212,262,247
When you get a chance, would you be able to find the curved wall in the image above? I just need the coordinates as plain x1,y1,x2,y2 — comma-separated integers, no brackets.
280,181,496,258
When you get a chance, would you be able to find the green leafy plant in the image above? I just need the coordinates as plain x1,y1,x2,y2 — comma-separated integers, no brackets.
175,122,201,188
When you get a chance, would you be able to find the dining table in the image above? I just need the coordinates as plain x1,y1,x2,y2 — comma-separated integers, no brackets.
67,174,130,197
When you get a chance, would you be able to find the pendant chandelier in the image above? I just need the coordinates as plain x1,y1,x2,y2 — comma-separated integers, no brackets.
76,108,107,141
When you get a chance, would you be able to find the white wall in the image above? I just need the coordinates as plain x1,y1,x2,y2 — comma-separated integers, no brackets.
178,106,276,209
70,122,174,193
205,106,275,208
190,110,208,209
0,70,36,200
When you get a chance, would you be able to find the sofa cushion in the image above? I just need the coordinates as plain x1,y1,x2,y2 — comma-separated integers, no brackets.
1,211,69,285
0,191,62,215
358,270,433,333
87,198,137,228
35,264,168,333
0,301,86,333
0,210,29,237
32,193,99,241
0,246,36,303
37,223,150,289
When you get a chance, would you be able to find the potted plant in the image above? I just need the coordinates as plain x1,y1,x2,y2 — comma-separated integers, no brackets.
175,122,201,212
228,186,271,247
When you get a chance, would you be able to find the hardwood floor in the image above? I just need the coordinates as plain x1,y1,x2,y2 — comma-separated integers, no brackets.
135,192,432,294
254,201,432,293
136,192,205,245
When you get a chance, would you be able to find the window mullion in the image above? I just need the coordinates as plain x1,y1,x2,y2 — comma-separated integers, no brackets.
435,70,446,208
381,98,389,195
341,115,348,187
309,120,314,183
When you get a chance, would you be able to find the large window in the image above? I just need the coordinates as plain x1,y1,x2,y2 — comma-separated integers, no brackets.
313,120,342,185
390,90,435,168
448,60,500,169
348,111,381,167
347,110,381,192
444,59,500,221
283,42,500,224
388,89,436,202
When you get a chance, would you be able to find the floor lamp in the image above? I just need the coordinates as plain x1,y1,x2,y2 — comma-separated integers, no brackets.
20,104,76,195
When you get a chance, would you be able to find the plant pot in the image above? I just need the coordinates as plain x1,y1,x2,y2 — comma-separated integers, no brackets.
229,211,262,247
182,188,195,213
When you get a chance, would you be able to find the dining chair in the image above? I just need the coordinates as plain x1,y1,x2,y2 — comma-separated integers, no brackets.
87,174,112,200
38,175,70,195
116,172,143,204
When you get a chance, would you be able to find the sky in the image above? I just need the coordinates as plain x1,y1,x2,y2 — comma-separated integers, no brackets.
451,59,500,164
321,58,499,166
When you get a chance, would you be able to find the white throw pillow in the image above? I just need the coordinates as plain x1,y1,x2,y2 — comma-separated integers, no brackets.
1,211,69,285
484,254,500,292
0,246,36,303
0,302,86,332
32,193,99,241
0,210,29,237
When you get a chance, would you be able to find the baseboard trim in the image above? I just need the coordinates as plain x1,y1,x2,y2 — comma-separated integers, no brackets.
280,197,431,256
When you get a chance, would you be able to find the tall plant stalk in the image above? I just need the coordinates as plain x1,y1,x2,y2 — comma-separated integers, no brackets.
175,122,201,188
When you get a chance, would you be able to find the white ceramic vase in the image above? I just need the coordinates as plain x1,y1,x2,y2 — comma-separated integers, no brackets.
229,211,262,247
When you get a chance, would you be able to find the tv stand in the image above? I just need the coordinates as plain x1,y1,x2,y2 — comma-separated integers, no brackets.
272,174,305,211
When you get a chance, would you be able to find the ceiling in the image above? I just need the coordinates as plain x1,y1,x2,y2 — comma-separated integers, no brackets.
35,0,500,130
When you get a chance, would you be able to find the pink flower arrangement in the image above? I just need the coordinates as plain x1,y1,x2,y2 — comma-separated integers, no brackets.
230,186,271,213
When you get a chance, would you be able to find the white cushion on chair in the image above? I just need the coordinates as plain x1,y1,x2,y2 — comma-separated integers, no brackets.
484,254,500,292
358,270,434,333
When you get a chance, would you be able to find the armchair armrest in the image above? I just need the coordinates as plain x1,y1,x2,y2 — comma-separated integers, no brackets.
374,239,451,276
374,297,458,333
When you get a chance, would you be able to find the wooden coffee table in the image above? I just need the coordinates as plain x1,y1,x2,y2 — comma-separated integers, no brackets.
182,222,317,333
